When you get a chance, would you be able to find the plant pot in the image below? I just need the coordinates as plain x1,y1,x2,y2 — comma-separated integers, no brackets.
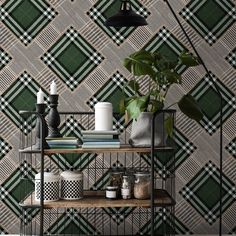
129,112,167,147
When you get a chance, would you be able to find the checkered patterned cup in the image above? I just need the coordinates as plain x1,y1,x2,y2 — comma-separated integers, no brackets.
35,171,60,202
60,170,83,200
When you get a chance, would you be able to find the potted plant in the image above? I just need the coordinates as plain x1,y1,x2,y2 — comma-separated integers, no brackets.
120,50,203,147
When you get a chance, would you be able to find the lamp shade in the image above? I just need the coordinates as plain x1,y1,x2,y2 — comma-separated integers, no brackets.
105,0,148,27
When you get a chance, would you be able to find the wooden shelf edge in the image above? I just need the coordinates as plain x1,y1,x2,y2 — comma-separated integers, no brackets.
19,144,174,154
20,189,175,209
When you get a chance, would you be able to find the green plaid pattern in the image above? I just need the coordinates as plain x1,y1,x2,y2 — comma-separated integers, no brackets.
144,26,188,74
50,116,96,170
226,48,236,69
139,208,192,235
0,161,38,224
87,71,135,132
102,207,134,225
190,72,236,135
41,26,104,91
45,208,100,235
0,136,12,161
180,161,236,225
0,225,8,234
87,0,150,46
0,71,49,134
142,128,196,178
60,116,84,143
0,47,11,70
0,0,57,45
226,138,236,159
180,0,236,45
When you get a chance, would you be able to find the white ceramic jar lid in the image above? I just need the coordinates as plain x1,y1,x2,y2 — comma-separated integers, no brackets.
35,170,59,181
60,170,83,179
94,102,112,108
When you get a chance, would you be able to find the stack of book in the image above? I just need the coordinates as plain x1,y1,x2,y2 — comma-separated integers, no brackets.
46,137,79,149
81,130,120,149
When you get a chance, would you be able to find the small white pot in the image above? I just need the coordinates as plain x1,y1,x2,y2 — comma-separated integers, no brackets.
35,171,59,202
60,170,83,200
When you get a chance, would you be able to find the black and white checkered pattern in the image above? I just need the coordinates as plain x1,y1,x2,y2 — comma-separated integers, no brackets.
0,49,11,68
35,181,59,201
0,137,12,160
226,138,236,158
226,49,236,69
61,179,83,199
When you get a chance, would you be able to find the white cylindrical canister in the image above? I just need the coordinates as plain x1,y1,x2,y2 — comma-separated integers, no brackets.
35,171,59,202
95,102,113,131
60,170,83,200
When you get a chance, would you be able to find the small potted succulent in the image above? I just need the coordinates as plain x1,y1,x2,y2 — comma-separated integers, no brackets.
120,50,203,147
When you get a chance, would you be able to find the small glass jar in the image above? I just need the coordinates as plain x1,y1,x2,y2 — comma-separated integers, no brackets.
110,171,123,187
109,169,124,197
134,172,151,199
106,186,118,199
121,175,131,199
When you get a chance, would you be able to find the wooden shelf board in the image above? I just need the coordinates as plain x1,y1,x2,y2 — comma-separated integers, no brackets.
21,189,175,209
20,145,174,154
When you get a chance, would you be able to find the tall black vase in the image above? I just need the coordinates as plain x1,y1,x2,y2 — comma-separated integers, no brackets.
47,95,62,138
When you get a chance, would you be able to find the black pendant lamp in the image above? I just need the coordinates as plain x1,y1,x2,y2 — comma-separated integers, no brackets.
105,0,148,27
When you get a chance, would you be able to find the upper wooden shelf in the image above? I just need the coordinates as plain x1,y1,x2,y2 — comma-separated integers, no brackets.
20,189,175,209
19,144,174,154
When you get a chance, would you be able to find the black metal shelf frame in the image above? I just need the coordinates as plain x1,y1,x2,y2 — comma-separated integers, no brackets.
19,110,176,236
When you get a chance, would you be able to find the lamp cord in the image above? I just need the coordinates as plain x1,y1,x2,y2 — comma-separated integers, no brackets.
163,1,223,235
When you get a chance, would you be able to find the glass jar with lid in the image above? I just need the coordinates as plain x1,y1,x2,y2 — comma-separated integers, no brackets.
106,186,118,200
109,168,124,197
121,175,131,199
134,171,151,199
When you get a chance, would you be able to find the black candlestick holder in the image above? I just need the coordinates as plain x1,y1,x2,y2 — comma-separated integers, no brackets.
47,94,62,138
34,103,49,150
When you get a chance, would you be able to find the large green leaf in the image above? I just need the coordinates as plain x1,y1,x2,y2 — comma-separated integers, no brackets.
126,95,149,119
180,52,200,67
129,50,153,63
119,97,126,114
133,61,154,77
127,80,140,93
163,70,181,83
149,99,164,113
164,115,174,137
178,94,203,122
124,50,155,77
123,58,132,72
124,57,154,77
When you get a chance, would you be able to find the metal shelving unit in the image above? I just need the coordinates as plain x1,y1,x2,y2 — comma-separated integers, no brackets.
19,111,176,236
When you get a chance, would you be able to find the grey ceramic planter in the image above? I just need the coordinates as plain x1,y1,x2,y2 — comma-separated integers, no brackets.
129,112,167,147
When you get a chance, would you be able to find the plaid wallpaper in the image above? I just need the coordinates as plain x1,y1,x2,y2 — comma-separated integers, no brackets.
0,0,236,234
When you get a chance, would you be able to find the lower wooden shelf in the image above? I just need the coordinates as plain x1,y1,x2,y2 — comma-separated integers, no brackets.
20,189,175,209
